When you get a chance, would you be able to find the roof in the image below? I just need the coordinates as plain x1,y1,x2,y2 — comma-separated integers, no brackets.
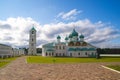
71,29,78,36
46,49,54,51
31,27,36,31
68,48,96,51
79,34,84,38
57,35,61,39
65,36,68,40
0,43,11,47
56,42,66,45
69,34,72,38
42,43,55,48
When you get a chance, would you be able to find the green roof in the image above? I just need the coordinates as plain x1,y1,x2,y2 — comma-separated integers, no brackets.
79,34,84,38
57,35,61,39
46,49,54,51
69,34,72,38
43,43,55,48
68,48,96,51
31,27,36,31
65,36,68,40
71,29,78,36
56,42,66,45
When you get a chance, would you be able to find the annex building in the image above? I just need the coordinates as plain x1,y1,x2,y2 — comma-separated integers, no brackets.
42,29,98,57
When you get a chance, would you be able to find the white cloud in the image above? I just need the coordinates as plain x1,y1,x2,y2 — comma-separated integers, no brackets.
0,17,119,48
57,9,82,20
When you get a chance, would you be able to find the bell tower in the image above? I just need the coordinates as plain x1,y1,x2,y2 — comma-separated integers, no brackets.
28,26,36,55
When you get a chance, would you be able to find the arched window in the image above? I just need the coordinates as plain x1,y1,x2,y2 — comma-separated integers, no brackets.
91,52,94,56
56,53,58,56
78,53,80,55
59,53,61,56
85,52,87,55
63,46,65,49
46,52,47,56
59,46,61,49
63,53,65,56
70,53,72,56
49,53,51,56
52,52,54,56
32,31,34,34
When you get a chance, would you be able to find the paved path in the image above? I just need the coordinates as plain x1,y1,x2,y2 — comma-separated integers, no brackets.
0,57,120,80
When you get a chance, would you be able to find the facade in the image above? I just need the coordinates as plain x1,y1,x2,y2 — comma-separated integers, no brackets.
0,44,13,58
42,29,97,57
0,44,25,58
12,48,25,57
28,27,37,55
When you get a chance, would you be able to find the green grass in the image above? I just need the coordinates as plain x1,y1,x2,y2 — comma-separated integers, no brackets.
0,57,17,68
107,65,120,71
27,56,120,64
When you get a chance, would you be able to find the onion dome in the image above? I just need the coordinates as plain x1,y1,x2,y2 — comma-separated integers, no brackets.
69,34,72,38
71,29,78,36
65,36,68,40
79,34,84,38
57,35,61,39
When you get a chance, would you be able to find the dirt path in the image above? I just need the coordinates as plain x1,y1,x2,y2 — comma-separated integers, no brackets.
0,56,120,80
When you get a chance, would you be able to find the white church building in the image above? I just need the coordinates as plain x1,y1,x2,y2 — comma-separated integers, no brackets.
42,29,97,57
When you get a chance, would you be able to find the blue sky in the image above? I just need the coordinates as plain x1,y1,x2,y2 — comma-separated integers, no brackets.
0,0,120,48
0,0,120,25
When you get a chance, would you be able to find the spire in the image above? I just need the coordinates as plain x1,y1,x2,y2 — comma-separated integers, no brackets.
31,24,36,31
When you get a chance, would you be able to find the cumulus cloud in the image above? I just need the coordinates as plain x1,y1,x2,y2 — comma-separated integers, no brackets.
41,19,120,48
0,24,11,29
0,16,119,48
0,17,42,48
57,9,82,20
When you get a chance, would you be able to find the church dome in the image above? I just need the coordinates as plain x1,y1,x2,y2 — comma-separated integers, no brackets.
57,35,61,39
79,34,84,38
69,34,72,38
65,36,68,40
71,29,78,36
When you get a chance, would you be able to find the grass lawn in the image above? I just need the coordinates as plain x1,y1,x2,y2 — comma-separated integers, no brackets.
0,57,17,68
27,56,120,63
107,65,120,71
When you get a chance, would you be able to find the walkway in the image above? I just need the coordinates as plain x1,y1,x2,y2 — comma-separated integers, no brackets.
0,57,120,80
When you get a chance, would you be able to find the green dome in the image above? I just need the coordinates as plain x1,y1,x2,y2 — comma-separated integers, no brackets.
57,35,61,39
65,36,68,40
69,34,72,38
31,27,36,31
79,34,84,38
71,29,78,36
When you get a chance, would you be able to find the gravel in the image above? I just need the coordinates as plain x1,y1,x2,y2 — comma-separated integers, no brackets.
0,57,120,80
